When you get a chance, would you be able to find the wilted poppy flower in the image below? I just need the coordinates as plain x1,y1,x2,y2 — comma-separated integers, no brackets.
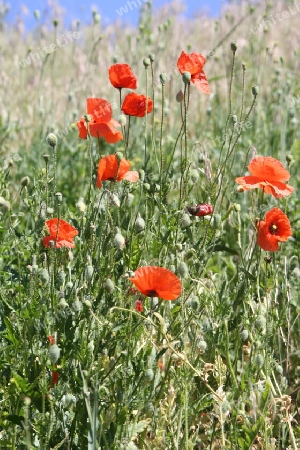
96,154,139,188
77,98,123,144
187,203,213,216
122,92,153,117
177,51,210,94
109,63,137,89
235,156,294,198
42,219,78,248
257,207,292,252
129,266,182,300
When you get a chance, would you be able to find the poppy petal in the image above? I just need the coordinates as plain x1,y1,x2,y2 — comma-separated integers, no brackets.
191,70,210,94
122,92,153,117
248,156,291,181
86,98,112,123
96,155,131,187
263,181,294,198
122,170,139,183
129,266,182,301
42,236,75,248
177,51,206,76
235,176,263,190
89,123,123,143
45,219,78,239
77,118,88,139
109,63,137,89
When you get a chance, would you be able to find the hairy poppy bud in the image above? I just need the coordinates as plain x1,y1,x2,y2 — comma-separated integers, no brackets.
197,340,207,352
56,270,66,287
234,203,241,212
43,154,49,163
21,176,30,187
255,315,266,331
143,57,150,67
114,232,126,250
254,354,264,368
85,265,94,280
118,113,126,126
231,41,237,52
252,85,259,96
149,53,155,62
134,214,145,232
115,152,124,163
34,10,40,20
159,73,167,84
39,268,50,285
58,298,68,309
125,193,134,207
181,213,191,228
76,197,86,213
176,90,184,102
104,278,115,293
177,261,189,278
46,133,57,148
182,71,191,84
53,19,59,27
55,192,63,204
73,299,82,312
190,168,199,183
0,197,11,212
241,330,249,341
49,344,60,363
145,368,154,382
143,183,151,191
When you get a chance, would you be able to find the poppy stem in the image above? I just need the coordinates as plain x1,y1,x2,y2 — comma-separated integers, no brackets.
118,88,126,149
144,64,149,169
158,78,166,236
150,59,156,153
125,115,131,156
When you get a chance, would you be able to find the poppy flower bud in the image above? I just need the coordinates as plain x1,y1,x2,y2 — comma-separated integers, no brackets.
104,278,115,293
159,73,167,84
76,197,86,213
286,154,293,164
190,168,199,183
232,115,237,124
176,90,184,102
254,354,264,368
49,344,60,364
135,299,143,312
34,10,40,20
73,299,82,312
181,213,191,228
109,193,120,208
139,169,145,181
58,298,68,309
177,261,189,278
21,176,30,187
125,193,134,207
252,85,259,96
143,57,150,67
114,232,126,250
53,19,59,27
55,192,63,204
149,53,155,62
46,133,58,148
184,249,196,261
242,62,246,70
66,281,73,290
197,340,207,352
39,268,50,285
234,203,241,212
85,265,94,280
182,71,191,84
143,183,151,191
236,185,245,193
115,152,124,163
0,197,10,212
56,270,66,287
241,330,249,341
255,315,266,331
231,41,237,52
134,214,145,232
145,368,154,382
93,13,100,24
118,113,127,126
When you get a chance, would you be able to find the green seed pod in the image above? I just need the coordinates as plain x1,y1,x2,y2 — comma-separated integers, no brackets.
241,329,249,341
182,71,191,84
177,261,189,278
34,10,40,20
143,182,151,191
255,315,266,331
143,57,150,67
39,268,50,285
149,53,155,62
181,213,191,228
85,265,94,280
53,19,59,27
46,133,57,148
134,214,145,232
21,176,30,187
234,203,241,212
49,344,60,363
197,340,207,352
145,368,154,382
104,278,115,293
83,299,92,308
73,299,82,312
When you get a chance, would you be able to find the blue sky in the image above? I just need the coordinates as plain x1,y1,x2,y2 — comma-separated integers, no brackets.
7,0,223,29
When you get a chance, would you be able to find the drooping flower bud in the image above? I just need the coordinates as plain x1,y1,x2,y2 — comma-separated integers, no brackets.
46,133,57,148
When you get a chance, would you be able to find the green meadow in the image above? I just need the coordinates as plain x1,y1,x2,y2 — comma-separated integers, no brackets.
0,0,299,448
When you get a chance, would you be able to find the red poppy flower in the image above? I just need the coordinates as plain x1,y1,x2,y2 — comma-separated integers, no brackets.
135,299,143,312
49,367,59,389
109,63,137,89
42,219,78,248
129,266,182,300
235,156,294,198
257,207,292,252
96,154,139,188
47,335,55,345
121,92,153,117
77,98,123,143
177,51,210,94
187,203,213,216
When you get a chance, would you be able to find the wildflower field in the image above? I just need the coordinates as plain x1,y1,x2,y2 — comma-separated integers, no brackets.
1,0,300,448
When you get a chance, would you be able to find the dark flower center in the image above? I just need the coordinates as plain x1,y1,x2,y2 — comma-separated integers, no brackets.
145,289,158,297
269,223,278,235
